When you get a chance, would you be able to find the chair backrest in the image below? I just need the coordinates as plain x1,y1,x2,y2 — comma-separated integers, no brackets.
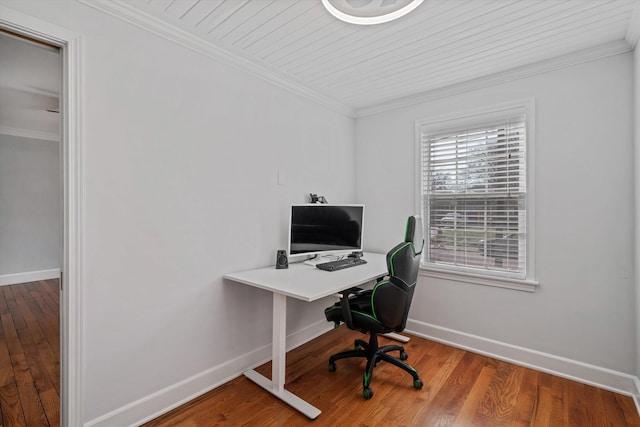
371,216,424,332
387,215,423,286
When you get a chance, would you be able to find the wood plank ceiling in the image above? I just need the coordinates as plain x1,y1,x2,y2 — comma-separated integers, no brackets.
118,0,638,113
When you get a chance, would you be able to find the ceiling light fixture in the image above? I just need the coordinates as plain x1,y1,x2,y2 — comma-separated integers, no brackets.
322,0,423,25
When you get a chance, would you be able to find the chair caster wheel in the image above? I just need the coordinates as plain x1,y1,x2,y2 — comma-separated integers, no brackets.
328,362,336,372
363,387,374,399
400,351,408,361
413,379,424,389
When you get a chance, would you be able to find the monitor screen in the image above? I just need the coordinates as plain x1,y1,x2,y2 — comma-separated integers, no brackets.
288,204,364,258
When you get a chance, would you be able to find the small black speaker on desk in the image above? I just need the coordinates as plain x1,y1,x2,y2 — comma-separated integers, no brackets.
275,250,288,269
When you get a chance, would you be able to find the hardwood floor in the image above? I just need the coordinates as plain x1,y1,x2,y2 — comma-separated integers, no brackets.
1,280,634,426
0,280,59,427
145,325,640,426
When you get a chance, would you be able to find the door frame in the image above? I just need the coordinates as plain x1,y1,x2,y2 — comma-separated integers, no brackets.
0,6,84,426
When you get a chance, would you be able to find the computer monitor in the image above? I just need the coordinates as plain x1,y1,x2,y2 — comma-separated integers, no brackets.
288,204,364,259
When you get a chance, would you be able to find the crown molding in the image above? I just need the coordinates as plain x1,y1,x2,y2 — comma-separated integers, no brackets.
355,39,632,118
0,125,59,142
626,0,640,49
77,0,355,118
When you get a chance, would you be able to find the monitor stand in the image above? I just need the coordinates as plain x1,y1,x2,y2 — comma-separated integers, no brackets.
303,254,342,267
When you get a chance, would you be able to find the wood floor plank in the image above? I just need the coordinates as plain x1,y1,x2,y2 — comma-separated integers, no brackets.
510,366,540,426
1,312,47,426
420,344,466,406
28,283,59,328
0,383,26,427
419,350,487,425
615,391,640,427
31,284,59,333
451,364,496,425
0,285,8,316
38,388,60,426
0,314,16,387
477,361,524,425
2,287,24,331
15,324,57,395
597,387,630,426
44,281,59,306
12,285,45,338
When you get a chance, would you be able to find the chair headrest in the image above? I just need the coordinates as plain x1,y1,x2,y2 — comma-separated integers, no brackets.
404,215,424,255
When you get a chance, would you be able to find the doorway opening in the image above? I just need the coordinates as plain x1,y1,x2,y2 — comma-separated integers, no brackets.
0,8,84,425
0,29,61,426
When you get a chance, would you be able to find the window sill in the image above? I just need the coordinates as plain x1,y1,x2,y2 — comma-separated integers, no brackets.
419,266,539,292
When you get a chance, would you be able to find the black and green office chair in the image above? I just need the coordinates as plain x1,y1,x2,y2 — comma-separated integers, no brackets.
324,215,424,399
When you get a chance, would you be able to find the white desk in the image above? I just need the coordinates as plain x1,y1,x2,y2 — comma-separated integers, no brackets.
223,252,387,419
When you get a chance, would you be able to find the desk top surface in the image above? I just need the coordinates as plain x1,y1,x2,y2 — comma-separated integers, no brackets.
224,252,387,302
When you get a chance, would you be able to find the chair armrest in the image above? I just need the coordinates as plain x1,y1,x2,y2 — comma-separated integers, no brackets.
336,287,362,330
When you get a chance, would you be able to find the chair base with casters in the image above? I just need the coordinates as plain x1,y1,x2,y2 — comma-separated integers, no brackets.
327,327,423,399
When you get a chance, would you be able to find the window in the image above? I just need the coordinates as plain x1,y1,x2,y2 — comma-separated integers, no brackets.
417,101,534,284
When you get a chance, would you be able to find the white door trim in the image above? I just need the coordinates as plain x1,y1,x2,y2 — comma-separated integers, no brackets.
0,6,85,426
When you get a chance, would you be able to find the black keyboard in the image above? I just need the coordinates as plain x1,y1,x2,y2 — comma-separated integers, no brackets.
316,257,367,271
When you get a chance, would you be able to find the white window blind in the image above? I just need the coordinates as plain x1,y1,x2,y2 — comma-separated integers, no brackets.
420,113,527,278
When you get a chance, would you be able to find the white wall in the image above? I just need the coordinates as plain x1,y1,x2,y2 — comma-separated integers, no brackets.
1,1,356,424
356,53,635,375
0,134,60,279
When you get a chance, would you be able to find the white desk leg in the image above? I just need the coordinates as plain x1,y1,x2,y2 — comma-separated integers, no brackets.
382,332,410,343
272,292,286,393
243,293,321,419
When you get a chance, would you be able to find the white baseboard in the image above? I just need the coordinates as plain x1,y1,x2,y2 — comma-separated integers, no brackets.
0,269,60,286
85,320,333,427
405,319,640,399
633,376,640,416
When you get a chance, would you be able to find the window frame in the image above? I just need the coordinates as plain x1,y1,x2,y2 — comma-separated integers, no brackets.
414,99,538,291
